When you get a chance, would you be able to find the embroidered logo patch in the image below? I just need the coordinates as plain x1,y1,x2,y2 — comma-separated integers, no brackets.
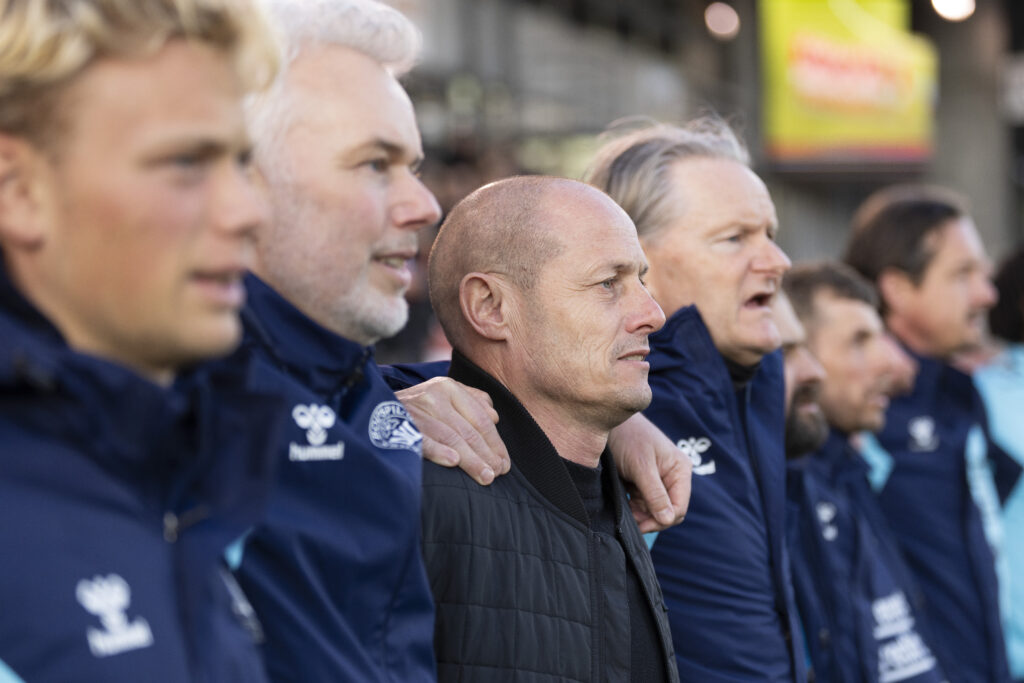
907,416,939,452
677,436,716,476
289,403,344,461
76,574,154,657
368,401,422,453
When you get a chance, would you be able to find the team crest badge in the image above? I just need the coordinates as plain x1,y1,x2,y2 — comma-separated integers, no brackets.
369,401,422,454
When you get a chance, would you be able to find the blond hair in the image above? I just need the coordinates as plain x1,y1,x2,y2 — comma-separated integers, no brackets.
0,0,279,145
583,116,749,242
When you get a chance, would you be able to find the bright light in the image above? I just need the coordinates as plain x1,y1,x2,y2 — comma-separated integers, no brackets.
931,0,975,22
705,2,740,41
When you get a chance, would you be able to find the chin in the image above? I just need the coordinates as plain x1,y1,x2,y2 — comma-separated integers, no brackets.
352,297,409,343
189,324,243,361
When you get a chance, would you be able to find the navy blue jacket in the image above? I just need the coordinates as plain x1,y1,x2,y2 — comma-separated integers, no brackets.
787,430,945,683
863,351,1011,682
0,264,279,682
226,275,436,682
644,306,806,681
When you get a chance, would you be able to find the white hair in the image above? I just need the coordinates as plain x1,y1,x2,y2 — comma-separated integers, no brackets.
245,0,422,173
260,0,421,75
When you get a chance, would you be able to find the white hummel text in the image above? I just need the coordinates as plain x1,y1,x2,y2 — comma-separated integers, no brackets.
76,574,154,657
289,404,345,461
873,591,938,682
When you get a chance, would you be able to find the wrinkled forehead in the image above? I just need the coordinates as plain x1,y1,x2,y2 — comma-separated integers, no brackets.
667,157,778,234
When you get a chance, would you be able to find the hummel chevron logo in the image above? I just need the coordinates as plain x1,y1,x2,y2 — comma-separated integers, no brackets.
908,416,938,452
76,574,153,657
289,404,344,461
677,436,716,476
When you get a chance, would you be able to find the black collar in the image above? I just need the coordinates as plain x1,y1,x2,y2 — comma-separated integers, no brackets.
447,349,626,528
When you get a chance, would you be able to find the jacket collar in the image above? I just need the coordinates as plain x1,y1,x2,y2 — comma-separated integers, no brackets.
814,429,869,481
447,349,625,528
0,259,281,516
650,304,724,367
0,257,189,464
898,343,975,409
241,273,371,395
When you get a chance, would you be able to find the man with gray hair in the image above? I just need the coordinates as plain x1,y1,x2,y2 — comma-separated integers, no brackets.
585,118,804,681
225,1,689,679
421,176,678,682
224,1,443,679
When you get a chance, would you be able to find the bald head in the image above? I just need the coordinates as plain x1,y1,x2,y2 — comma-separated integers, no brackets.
428,175,664,457
429,176,609,350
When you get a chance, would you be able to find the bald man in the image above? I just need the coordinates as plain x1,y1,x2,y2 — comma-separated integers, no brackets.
421,176,679,682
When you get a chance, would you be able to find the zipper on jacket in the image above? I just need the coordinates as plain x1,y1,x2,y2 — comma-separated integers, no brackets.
163,504,211,543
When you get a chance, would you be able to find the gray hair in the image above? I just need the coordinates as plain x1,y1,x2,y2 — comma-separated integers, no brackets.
246,0,422,171
583,116,749,241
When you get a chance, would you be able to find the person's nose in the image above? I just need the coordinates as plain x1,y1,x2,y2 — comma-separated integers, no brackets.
391,170,441,233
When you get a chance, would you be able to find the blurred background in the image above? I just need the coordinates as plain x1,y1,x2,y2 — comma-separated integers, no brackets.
375,0,1024,363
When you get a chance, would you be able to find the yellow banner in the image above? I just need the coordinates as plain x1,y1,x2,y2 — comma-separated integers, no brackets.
760,0,937,165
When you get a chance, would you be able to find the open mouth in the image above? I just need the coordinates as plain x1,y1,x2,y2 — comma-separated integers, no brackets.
744,292,774,308
618,350,650,362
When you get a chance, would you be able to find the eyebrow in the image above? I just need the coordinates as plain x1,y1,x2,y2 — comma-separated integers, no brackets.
348,138,424,168
588,261,649,279
142,136,242,164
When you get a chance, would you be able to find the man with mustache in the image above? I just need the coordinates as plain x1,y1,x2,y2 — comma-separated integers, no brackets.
775,291,829,459
421,176,678,682
585,118,804,681
782,262,946,683
845,185,1012,682
0,0,281,679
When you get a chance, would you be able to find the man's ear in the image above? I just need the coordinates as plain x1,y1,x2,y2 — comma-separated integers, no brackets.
460,272,513,342
0,133,52,249
877,267,915,317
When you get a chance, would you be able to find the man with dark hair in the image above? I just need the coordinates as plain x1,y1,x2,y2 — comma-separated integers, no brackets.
0,0,283,679
975,245,1024,680
775,291,828,458
422,176,678,682
844,185,1013,682
782,262,946,683
585,118,804,681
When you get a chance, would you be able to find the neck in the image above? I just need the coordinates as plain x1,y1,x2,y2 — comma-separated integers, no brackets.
480,351,609,468
520,400,609,468
885,315,944,361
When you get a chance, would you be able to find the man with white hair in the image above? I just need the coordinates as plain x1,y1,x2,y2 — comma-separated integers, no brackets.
226,1,689,679
226,1,442,679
